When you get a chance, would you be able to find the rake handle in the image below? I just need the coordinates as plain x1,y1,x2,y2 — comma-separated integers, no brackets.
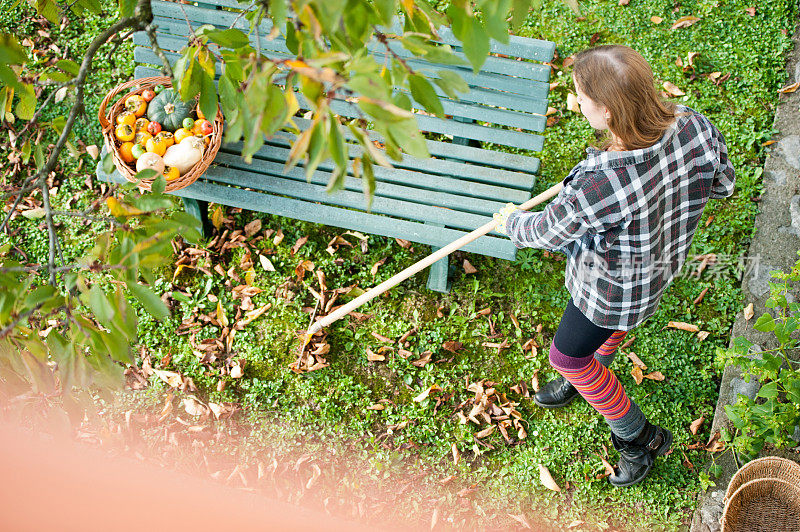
306,182,564,336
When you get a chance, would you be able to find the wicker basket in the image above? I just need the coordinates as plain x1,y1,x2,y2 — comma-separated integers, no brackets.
725,456,800,501
98,76,223,192
721,477,800,531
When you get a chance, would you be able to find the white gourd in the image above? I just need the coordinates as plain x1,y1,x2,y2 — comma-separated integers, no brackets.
163,136,204,175
135,152,165,174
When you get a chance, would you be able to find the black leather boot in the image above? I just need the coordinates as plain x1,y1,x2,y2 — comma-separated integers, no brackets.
609,423,673,487
533,376,580,409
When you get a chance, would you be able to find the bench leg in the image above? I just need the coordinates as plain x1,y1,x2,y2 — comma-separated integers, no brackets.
182,198,211,238
426,248,452,293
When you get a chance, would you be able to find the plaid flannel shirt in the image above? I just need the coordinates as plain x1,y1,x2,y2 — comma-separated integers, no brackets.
506,106,736,330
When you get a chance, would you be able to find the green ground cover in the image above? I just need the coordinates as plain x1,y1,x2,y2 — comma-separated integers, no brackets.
2,0,799,529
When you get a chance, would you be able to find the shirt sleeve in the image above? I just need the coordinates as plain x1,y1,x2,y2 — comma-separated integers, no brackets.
505,181,601,252
710,124,736,200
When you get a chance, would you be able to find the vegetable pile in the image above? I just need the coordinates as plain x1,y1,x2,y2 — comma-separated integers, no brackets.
112,84,213,181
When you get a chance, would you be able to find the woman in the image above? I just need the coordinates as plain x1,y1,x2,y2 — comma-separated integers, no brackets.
494,45,736,487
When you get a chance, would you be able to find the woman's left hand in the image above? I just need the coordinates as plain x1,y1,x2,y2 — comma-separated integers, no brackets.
493,202,518,235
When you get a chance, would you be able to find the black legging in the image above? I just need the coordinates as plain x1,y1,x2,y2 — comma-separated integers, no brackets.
552,298,616,357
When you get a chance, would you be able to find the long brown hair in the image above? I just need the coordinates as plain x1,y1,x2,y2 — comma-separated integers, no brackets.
573,45,677,151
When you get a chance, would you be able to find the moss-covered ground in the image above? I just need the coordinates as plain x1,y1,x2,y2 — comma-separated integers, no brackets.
2,0,798,529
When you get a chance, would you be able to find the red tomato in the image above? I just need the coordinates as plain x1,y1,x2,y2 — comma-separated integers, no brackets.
141,89,156,102
199,120,213,136
147,121,162,136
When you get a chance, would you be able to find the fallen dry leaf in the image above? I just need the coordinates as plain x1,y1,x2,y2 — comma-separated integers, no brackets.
744,303,754,321
370,257,387,276
230,363,243,379
273,228,285,245
598,456,614,479
671,15,700,29
662,81,685,97
244,219,262,238
697,330,710,341
566,92,580,113
291,235,308,255
442,340,464,353
631,365,644,385
651,15,663,24
152,369,182,388
507,513,532,529
294,260,314,281
644,371,665,382
412,351,432,367
475,425,495,439
183,396,209,417
545,106,557,116
413,384,441,403
745,6,756,16
371,331,392,343
567,520,586,530
705,430,725,452
85,145,99,159
463,259,477,274
690,414,705,435
538,464,561,492
627,352,647,370
452,442,460,465
395,238,411,249
778,81,800,94
667,321,699,333
366,347,385,362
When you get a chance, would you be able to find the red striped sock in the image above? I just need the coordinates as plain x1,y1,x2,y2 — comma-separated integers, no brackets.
552,357,632,421
594,330,628,367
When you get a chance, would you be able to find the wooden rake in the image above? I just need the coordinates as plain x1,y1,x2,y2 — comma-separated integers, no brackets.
298,181,565,353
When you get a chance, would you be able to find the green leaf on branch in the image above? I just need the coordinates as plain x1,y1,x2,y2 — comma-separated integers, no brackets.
373,0,396,25
85,285,115,323
753,312,776,332
409,74,444,118
482,0,512,44
32,0,61,24
199,70,219,126
271,0,287,30
434,70,469,99
461,17,490,73
126,280,170,320
119,0,136,17
0,33,27,65
511,0,532,31
361,154,375,210
205,28,251,49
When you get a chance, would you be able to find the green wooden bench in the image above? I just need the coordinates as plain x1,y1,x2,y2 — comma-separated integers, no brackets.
96,0,555,292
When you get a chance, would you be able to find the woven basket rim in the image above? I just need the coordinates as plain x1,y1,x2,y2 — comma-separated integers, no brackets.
721,476,800,532
725,456,800,501
98,75,223,193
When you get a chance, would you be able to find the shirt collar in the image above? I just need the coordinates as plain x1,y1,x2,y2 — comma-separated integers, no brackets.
582,106,689,170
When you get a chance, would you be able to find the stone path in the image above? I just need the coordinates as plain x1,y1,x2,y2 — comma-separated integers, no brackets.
690,20,800,532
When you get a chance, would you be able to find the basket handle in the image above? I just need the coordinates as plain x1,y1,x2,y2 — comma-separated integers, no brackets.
97,76,171,132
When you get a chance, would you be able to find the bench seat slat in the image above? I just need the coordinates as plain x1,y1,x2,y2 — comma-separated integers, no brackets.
212,151,525,211
95,151,516,259
203,160,505,233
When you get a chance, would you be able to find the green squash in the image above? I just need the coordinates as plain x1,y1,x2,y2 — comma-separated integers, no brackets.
146,88,192,132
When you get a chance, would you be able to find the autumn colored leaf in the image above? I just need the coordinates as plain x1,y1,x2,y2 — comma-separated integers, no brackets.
671,15,700,29
152,369,182,388
705,430,725,452
211,206,223,229
230,362,243,378
627,352,647,369
644,371,665,381
413,384,441,402
463,259,477,274
662,81,685,97
566,92,580,113
294,260,314,281
598,456,614,479
667,321,699,333
183,395,209,416
451,442,460,465
778,81,800,94
651,15,663,24
631,365,644,385
744,303,754,321
538,464,561,492
273,228,284,245
475,425,495,438
291,235,308,255
395,238,411,249
697,331,710,341
442,340,464,353
507,513,532,529
690,414,705,435
745,6,756,16
243,219,261,238
371,331,392,343
371,257,387,276
366,347,385,362
412,351,432,367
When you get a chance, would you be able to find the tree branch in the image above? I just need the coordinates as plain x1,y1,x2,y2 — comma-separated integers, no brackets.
1,3,154,235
